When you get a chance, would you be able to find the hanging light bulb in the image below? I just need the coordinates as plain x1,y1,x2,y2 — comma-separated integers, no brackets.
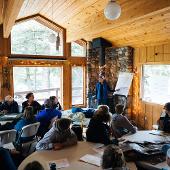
56,32,60,51
48,0,56,43
104,0,121,20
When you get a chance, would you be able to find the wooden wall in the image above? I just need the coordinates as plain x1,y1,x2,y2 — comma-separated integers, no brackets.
133,43,170,129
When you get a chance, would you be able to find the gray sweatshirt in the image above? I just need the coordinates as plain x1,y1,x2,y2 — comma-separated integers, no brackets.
111,114,137,137
36,123,77,150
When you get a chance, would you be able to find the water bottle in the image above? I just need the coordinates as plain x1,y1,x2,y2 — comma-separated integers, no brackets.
50,163,56,170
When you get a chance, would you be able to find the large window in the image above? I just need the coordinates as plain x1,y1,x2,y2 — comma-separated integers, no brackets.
13,67,62,105
71,41,86,57
72,66,84,105
11,19,63,56
142,65,170,104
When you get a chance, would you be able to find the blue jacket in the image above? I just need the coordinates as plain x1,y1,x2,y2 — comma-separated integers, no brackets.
96,81,111,100
36,109,62,124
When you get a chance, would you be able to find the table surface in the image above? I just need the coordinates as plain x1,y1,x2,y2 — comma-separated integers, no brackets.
18,141,136,170
0,113,22,121
121,130,170,170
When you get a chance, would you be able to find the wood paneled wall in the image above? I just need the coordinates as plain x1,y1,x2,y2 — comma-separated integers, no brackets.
133,43,170,129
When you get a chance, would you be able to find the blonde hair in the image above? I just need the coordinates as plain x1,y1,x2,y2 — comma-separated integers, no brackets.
23,106,34,121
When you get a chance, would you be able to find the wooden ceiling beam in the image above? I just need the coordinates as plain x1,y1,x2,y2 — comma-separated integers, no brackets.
0,0,3,25
67,0,170,42
3,0,24,38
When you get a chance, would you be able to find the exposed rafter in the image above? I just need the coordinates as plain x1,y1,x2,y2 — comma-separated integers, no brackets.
3,0,24,38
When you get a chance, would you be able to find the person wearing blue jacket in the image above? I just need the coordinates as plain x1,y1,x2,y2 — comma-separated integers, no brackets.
14,106,36,143
36,99,62,137
95,75,114,106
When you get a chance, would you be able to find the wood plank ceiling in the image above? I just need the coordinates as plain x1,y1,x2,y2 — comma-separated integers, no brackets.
3,0,170,47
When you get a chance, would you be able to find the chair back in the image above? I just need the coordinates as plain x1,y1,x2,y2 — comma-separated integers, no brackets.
0,129,16,145
21,122,40,138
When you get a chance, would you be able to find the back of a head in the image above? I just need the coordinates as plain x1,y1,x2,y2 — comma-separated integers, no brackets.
56,118,71,131
23,106,34,121
94,105,111,123
115,104,124,114
164,102,170,112
24,161,44,170
44,99,52,109
102,145,125,169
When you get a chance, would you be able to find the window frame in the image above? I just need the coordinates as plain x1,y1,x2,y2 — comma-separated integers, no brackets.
12,63,64,106
71,40,87,58
71,65,86,107
10,14,66,59
141,63,170,105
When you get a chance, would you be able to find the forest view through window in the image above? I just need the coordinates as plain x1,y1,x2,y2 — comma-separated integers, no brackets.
142,65,170,104
11,19,63,56
72,66,84,105
13,67,62,105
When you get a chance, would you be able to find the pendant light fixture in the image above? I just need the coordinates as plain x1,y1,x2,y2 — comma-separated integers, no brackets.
104,0,121,20
48,0,56,43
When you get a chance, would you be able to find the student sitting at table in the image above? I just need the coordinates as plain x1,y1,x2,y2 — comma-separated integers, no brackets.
0,95,19,114
41,96,62,111
111,104,137,138
14,106,36,143
22,92,41,115
36,99,62,137
36,118,77,150
158,102,170,132
86,105,115,145
102,145,129,170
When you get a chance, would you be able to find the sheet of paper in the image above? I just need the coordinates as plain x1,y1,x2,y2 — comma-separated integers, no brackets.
79,154,101,167
114,72,133,97
3,142,15,150
47,158,69,169
3,115,17,118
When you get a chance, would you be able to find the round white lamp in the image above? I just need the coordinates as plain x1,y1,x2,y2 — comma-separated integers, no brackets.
104,0,121,20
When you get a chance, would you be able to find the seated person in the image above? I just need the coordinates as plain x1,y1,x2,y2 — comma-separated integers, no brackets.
0,147,17,170
36,118,77,150
102,145,129,170
14,106,36,143
41,96,62,111
111,104,137,138
24,161,44,170
158,102,170,132
22,92,41,115
86,105,115,145
36,99,62,137
0,95,19,114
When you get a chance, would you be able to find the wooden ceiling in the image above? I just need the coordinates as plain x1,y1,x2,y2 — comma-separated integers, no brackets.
1,0,170,47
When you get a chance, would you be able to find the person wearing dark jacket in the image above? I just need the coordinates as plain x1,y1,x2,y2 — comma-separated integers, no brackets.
22,92,41,115
95,75,114,106
158,102,170,132
0,95,19,114
86,105,114,145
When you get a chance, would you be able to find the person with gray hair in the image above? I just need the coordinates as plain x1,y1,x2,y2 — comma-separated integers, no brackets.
36,118,77,150
0,95,19,114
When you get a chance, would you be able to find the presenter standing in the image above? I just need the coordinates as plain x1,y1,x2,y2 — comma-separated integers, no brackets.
95,75,114,106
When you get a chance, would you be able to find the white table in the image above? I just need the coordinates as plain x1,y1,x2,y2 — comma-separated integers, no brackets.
18,141,136,170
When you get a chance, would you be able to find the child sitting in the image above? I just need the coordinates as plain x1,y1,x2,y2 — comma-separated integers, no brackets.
111,104,137,138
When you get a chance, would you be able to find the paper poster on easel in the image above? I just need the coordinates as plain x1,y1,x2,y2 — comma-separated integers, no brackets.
113,72,133,97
